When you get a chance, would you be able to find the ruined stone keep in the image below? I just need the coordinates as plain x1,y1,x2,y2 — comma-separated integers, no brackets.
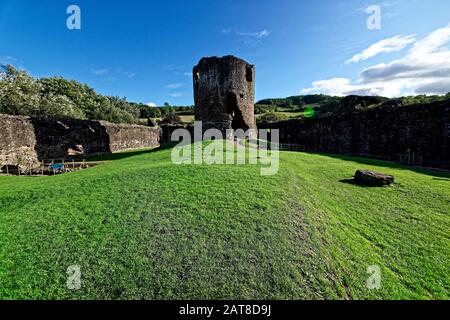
193,56,257,138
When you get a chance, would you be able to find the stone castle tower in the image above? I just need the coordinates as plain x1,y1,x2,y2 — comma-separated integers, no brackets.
193,56,257,138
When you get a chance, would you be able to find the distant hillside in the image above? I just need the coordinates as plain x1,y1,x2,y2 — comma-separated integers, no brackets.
257,94,341,107
255,93,450,120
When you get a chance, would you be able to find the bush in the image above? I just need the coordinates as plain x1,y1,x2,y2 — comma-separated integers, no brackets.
258,112,289,123
40,93,84,119
147,107,162,118
0,65,84,119
0,65,140,124
160,106,175,117
173,106,194,115
0,65,44,117
138,105,162,118
161,112,182,125
255,104,277,114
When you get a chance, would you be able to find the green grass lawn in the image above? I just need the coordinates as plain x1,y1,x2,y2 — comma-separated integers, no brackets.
0,145,449,299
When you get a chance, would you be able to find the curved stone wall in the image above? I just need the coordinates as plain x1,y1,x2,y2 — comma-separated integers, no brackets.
0,114,160,169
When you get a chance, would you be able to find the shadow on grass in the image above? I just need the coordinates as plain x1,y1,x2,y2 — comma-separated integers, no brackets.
339,178,390,188
433,178,450,181
85,143,177,162
317,153,450,179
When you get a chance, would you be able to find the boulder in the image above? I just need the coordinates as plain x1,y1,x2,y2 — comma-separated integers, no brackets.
354,170,394,186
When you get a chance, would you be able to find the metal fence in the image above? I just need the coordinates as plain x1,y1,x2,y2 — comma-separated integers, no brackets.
0,159,88,176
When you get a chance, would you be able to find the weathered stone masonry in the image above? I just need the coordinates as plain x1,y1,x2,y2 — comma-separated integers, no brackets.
0,114,160,168
193,56,257,138
259,101,450,169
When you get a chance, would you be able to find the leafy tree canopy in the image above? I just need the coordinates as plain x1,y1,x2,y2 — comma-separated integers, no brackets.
0,65,139,124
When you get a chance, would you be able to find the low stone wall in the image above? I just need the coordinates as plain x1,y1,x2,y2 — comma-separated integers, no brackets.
259,101,450,169
159,124,194,145
0,114,160,168
0,115,38,168
100,121,160,152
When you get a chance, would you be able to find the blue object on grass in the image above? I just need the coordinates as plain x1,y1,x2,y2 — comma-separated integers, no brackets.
49,163,65,171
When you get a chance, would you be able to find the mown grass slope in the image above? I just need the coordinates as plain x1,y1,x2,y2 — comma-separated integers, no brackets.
0,145,448,299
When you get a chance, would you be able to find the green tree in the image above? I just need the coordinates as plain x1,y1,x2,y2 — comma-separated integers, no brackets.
148,107,162,118
0,65,82,119
108,96,140,119
40,93,84,119
0,65,42,116
161,106,175,117
0,66,140,123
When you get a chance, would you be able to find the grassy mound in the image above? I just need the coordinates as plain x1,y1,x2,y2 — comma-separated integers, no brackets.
0,146,448,299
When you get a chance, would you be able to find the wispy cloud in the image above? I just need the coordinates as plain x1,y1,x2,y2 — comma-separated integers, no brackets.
165,64,192,77
91,67,136,80
164,64,185,72
0,55,27,71
165,82,186,99
346,35,416,64
221,28,271,45
116,68,136,79
175,71,192,77
165,82,185,89
91,68,109,76
302,23,450,97
169,92,184,98
236,29,271,39
0,55,17,65
146,102,157,107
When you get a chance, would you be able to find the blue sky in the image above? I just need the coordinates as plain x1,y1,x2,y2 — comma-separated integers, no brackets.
1,0,450,105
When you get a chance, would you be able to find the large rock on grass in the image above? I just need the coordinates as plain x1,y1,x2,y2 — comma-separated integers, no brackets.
354,170,394,186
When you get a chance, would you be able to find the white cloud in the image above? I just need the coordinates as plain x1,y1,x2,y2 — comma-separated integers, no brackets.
116,69,136,79
165,64,192,77
164,64,186,72
174,71,192,77
91,67,136,80
170,92,184,98
222,28,271,45
301,77,409,97
91,68,109,76
346,35,416,63
146,102,157,107
0,56,18,65
165,82,185,89
302,24,450,97
237,29,271,39
415,80,450,95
